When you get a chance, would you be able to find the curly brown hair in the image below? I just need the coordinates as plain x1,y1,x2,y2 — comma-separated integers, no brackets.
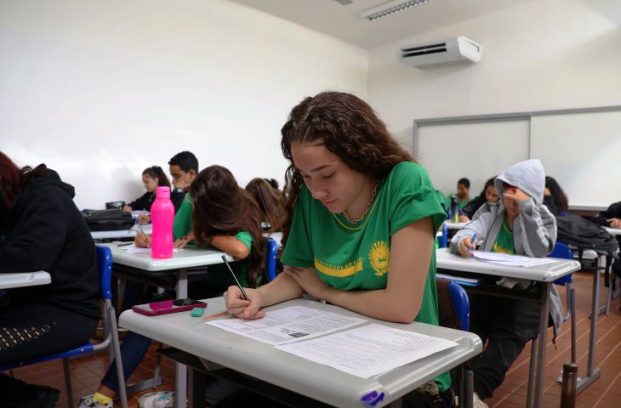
280,91,413,244
190,165,265,287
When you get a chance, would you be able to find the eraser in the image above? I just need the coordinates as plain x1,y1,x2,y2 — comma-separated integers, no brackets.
191,307,205,317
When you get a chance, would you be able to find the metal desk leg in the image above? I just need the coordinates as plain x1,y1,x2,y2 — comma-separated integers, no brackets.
458,365,473,408
175,269,188,408
533,282,551,408
594,255,609,317
526,337,538,408
577,263,602,392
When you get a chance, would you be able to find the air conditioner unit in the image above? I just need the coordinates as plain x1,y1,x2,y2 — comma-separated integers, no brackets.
399,37,482,67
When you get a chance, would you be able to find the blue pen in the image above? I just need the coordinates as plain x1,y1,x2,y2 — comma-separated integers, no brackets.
468,233,477,252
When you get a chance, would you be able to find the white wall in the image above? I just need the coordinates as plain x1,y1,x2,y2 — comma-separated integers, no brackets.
367,0,621,197
0,0,367,209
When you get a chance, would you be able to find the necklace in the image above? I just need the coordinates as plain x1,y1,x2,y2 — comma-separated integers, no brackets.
343,180,378,224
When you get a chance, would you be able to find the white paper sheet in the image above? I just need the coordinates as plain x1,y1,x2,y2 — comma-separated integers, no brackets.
206,306,366,345
276,323,458,378
472,251,556,267
124,245,183,254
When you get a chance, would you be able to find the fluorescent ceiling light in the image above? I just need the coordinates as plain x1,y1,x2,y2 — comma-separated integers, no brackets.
360,0,432,22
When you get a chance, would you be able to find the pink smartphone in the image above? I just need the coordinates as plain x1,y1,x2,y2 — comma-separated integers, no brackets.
132,298,207,316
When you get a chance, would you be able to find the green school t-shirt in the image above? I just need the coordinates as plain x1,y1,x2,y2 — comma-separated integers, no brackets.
173,193,193,240
491,217,515,254
204,231,255,290
281,161,450,391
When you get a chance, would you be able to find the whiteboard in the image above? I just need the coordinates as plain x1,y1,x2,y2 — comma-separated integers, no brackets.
414,118,530,198
414,107,621,209
530,110,621,209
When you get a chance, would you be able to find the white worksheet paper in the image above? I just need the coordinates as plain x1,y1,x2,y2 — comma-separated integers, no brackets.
472,251,556,267
276,323,458,378
206,306,366,345
123,246,183,254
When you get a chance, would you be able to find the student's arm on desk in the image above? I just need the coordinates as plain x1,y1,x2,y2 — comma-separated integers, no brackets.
225,273,304,319
450,212,490,256
289,219,434,324
210,235,249,260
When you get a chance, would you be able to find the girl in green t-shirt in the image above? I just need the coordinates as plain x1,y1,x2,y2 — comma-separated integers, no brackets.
82,165,266,408
150,165,267,288
225,91,453,406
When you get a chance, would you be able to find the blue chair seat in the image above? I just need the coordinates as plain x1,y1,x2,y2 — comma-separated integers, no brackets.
0,246,128,408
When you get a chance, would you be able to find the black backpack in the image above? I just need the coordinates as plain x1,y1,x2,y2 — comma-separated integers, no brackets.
82,209,134,231
556,214,618,254
556,214,619,286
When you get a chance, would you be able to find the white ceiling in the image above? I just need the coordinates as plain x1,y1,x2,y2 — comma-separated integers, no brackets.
228,0,530,49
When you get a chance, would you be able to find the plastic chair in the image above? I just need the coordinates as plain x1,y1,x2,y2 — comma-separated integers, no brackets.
437,223,449,249
265,237,279,282
0,245,128,408
436,277,470,332
436,277,472,408
550,241,577,366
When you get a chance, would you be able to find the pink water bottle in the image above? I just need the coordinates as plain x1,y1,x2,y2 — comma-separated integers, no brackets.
151,186,175,259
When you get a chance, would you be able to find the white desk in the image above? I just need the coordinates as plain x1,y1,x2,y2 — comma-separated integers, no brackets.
120,297,482,408
604,226,621,237
444,221,467,230
568,204,607,212
106,243,231,408
105,243,231,298
435,248,580,408
0,272,51,289
91,224,152,240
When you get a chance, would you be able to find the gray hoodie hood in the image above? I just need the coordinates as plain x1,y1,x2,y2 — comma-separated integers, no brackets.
495,159,545,206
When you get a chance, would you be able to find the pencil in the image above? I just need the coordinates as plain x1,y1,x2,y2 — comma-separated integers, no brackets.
221,255,249,301
202,310,229,322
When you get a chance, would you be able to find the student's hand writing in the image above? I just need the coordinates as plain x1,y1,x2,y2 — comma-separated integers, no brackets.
224,286,265,320
459,215,470,223
284,266,329,301
608,218,621,228
134,232,151,248
137,214,150,224
174,232,195,249
458,237,476,257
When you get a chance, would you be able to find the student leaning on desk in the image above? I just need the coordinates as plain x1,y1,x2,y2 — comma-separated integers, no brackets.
82,165,267,408
449,159,561,406
593,200,621,229
225,91,453,407
0,152,100,407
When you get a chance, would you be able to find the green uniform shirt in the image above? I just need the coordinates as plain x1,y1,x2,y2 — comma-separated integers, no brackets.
281,161,450,391
491,217,515,254
173,193,194,240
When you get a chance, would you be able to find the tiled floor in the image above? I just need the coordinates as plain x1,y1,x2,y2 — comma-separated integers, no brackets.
5,271,621,407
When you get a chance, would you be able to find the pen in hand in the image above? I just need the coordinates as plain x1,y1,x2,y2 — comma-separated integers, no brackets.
468,233,477,253
221,255,249,301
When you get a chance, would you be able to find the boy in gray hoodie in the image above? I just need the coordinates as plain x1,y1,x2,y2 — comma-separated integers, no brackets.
449,159,559,402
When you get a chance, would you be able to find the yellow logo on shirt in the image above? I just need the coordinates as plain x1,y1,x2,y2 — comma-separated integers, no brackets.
314,257,363,277
492,242,512,254
369,241,389,276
